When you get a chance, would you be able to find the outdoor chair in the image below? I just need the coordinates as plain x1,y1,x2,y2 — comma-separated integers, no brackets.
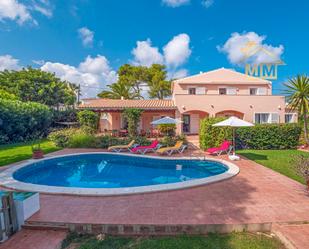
131,140,161,154
156,141,187,155
206,140,232,156
108,140,136,152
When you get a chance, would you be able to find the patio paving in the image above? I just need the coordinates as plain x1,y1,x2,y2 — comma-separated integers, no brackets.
0,229,67,249
273,223,309,249
25,149,309,227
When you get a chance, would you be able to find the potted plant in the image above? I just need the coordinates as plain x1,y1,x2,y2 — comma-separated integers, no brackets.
32,142,44,159
293,155,309,190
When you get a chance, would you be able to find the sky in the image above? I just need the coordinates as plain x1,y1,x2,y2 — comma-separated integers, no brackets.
0,0,308,98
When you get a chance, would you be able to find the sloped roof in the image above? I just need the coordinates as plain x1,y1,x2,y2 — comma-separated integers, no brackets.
174,68,271,85
78,99,176,110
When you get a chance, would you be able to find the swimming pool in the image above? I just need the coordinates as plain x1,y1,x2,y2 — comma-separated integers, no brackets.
0,153,239,196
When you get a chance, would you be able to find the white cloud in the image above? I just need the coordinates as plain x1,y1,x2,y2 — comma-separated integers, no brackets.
131,39,164,67
168,69,188,79
41,55,117,98
131,34,191,79
78,27,94,47
0,0,32,25
0,54,21,71
202,0,214,8
32,2,53,18
0,0,53,25
217,31,284,66
162,0,190,7
32,59,45,66
163,33,191,68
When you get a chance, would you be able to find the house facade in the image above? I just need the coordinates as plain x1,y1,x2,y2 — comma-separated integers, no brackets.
79,68,297,135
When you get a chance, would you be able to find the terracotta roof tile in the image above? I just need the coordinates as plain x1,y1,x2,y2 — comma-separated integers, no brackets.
78,99,176,110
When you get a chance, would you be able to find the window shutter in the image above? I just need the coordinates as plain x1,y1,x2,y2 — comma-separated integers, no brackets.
227,87,237,95
270,113,279,123
257,87,267,95
196,87,206,95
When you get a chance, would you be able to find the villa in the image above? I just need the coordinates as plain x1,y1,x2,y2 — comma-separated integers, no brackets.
79,68,297,134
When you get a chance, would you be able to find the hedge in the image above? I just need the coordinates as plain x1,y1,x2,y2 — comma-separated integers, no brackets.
0,99,52,144
77,110,99,134
199,117,302,150
236,124,301,149
199,117,232,150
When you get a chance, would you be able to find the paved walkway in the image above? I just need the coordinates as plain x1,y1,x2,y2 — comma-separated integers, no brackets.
0,229,67,249
273,223,309,249
26,149,309,226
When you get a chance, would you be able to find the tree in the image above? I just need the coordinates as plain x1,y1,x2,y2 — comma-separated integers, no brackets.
97,64,171,100
147,64,171,99
0,67,77,108
123,108,143,137
97,81,142,99
284,75,309,145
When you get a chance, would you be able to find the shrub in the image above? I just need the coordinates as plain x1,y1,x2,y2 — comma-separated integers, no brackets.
52,109,78,124
157,124,176,136
292,155,309,183
236,124,301,149
0,89,18,100
132,136,151,146
48,128,80,147
68,133,98,148
159,134,187,147
199,117,232,150
96,135,125,148
123,108,143,137
0,98,52,144
77,110,99,134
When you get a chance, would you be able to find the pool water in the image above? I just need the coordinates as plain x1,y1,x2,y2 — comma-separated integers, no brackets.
13,154,228,188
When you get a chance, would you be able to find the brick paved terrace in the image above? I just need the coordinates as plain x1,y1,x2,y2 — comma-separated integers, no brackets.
24,149,309,227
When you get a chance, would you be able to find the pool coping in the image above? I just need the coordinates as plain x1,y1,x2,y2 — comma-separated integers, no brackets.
0,152,239,196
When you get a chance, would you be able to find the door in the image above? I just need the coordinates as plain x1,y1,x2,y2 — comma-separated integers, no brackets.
190,114,200,134
182,114,190,133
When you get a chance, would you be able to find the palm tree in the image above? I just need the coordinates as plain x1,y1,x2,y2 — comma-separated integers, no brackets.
284,75,309,145
97,81,142,99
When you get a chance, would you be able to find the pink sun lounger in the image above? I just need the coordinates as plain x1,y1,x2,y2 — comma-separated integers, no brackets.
206,140,232,156
131,140,161,154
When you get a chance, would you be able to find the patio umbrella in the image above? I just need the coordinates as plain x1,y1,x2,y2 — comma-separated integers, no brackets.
151,116,183,125
212,116,254,160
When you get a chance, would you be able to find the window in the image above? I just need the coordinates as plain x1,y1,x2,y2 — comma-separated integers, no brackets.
220,87,236,95
227,87,237,95
196,87,206,95
188,88,196,95
254,113,279,124
219,88,227,95
250,88,258,95
250,87,267,95
285,113,296,123
100,113,108,120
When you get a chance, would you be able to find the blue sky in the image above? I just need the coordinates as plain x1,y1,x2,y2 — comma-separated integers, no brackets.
0,0,308,97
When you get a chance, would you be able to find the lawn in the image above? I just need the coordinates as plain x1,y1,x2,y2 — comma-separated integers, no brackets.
61,233,284,249
0,139,60,167
238,149,309,184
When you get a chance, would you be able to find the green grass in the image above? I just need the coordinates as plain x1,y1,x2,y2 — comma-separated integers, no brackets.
61,233,284,249
238,149,309,184
0,139,60,167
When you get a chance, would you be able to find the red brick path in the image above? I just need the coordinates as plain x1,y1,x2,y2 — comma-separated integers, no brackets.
0,229,67,249
273,223,309,249
26,149,309,226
